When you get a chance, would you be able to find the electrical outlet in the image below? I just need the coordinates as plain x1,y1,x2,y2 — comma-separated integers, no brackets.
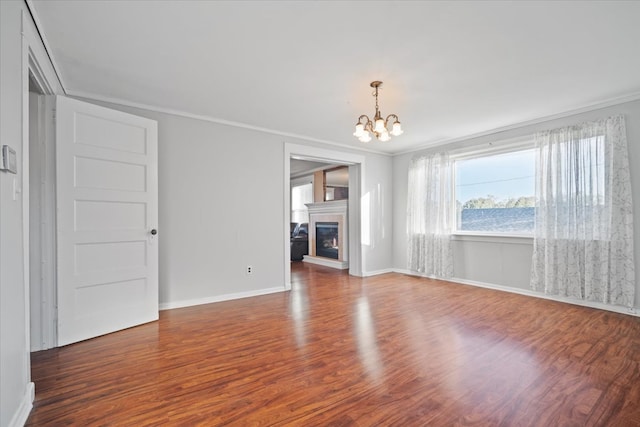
247,265,253,275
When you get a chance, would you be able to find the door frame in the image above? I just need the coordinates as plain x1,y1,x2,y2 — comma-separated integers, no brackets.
28,90,57,352
283,143,365,289
22,8,62,354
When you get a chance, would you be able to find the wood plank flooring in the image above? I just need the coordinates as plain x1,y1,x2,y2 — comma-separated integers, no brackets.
28,262,640,426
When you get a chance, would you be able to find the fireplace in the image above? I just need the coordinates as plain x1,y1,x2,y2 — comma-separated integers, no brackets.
315,222,339,259
304,200,348,269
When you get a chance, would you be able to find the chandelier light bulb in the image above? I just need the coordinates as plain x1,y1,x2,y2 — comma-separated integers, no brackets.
391,121,403,136
379,131,391,142
353,123,365,137
374,118,386,134
359,131,372,143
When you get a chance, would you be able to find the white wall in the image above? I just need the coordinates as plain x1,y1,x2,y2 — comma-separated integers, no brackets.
0,4,28,425
74,100,395,307
1,1,62,426
1,9,393,415
360,153,393,273
393,99,640,309
2,36,394,421
0,7,394,420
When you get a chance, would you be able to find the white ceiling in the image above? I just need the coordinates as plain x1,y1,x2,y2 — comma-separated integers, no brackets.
31,1,640,155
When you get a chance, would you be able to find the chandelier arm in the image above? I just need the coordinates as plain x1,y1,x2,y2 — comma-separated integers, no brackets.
365,121,374,133
357,114,370,124
385,114,400,125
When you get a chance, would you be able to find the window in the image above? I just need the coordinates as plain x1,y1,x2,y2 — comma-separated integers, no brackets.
291,182,313,224
454,148,535,234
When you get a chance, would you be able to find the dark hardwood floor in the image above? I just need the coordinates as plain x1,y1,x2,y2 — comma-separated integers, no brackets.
28,262,640,426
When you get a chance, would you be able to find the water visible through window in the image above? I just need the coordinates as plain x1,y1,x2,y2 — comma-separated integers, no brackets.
455,149,535,233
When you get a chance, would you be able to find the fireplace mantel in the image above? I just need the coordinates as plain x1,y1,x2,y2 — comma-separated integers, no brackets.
304,200,348,269
305,200,348,215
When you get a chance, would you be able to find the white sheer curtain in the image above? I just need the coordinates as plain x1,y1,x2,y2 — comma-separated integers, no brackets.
407,152,453,277
531,115,635,307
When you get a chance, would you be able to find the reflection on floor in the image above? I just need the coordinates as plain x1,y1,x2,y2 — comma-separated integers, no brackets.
29,262,640,425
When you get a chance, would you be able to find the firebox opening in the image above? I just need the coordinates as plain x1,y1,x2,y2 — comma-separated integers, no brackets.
316,222,339,259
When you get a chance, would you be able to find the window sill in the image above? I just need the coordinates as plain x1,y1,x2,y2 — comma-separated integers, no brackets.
452,232,533,245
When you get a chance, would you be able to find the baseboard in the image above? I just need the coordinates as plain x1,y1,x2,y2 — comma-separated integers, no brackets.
393,268,639,317
361,268,395,277
302,255,349,270
9,382,34,427
159,286,286,311
394,268,439,279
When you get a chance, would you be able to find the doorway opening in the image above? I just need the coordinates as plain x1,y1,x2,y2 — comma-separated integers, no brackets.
284,143,365,289
289,160,347,263
28,73,57,352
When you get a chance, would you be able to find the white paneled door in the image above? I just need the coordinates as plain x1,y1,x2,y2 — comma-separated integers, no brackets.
56,96,158,346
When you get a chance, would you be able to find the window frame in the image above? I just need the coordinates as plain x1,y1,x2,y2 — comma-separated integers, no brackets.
450,137,535,238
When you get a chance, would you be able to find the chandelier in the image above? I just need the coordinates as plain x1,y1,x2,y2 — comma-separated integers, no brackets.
353,81,403,143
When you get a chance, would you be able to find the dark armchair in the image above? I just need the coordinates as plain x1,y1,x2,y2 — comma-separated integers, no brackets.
290,222,309,261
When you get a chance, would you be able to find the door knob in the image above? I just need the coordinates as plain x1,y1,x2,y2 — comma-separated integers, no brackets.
150,229,158,235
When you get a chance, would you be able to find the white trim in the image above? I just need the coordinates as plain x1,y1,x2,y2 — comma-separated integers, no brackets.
51,91,640,161
394,91,640,156
26,93,57,352
57,90,640,159
22,4,63,353
394,268,439,280
40,96,57,349
347,163,363,277
451,233,533,245
27,51,54,95
23,15,59,353
8,382,34,427
394,268,639,317
16,9,61,427
24,0,66,93
284,145,292,290
22,0,640,160
67,90,390,156
284,143,366,287
449,135,535,160
159,287,285,311
306,199,348,215
21,12,32,387
303,255,349,270
361,268,394,277
290,164,337,180
290,175,313,188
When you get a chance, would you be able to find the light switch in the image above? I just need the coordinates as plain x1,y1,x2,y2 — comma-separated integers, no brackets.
1,145,17,174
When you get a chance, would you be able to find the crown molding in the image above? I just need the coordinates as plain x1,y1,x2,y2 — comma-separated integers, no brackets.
394,91,640,156
25,0,375,156
66,90,392,157
65,89,640,159
23,0,640,159
24,0,67,94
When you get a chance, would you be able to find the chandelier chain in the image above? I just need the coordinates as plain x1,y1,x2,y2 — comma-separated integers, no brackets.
373,87,379,114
